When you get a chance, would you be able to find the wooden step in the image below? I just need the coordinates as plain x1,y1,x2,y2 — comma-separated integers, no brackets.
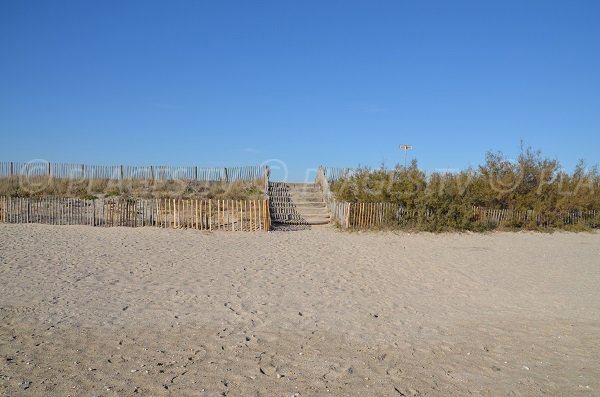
268,181,330,226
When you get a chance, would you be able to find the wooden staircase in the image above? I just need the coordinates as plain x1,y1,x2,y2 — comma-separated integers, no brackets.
268,182,330,226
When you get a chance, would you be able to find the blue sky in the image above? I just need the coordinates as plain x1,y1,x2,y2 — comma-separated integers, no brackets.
1,0,599,181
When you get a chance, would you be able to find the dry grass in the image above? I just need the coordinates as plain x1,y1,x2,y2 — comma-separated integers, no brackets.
0,177,265,201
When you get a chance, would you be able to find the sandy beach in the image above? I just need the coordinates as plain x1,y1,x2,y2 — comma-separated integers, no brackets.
1,224,599,396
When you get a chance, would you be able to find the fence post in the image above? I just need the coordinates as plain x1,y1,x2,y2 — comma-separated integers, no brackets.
10,162,13,177
264,166,270,198
48,162,51,177
194,166,198,181
225,168,229,183
345,203,351,229
81,164,85,178
120,165,124,180
150,165,154,180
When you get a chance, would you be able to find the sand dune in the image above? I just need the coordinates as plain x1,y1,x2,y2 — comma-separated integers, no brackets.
1,224,599,396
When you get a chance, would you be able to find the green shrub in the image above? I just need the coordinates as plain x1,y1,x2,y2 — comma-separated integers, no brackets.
331,146,600,231
105,190,120,197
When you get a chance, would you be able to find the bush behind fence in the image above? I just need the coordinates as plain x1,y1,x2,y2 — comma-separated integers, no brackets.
327,200,599,230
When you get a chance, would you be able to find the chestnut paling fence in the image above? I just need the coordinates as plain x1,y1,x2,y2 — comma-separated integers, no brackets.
322,167,355,183
0,196,271,232
326,201,599,229
2,194,598,231
0,161,267,182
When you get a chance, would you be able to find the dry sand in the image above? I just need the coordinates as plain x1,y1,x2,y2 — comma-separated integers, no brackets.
1,224,599,396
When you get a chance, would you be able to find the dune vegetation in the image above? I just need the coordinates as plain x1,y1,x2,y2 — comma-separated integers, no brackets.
331,147,600,231
0,176,265,201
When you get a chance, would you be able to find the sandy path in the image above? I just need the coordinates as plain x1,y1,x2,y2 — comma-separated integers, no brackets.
1,224,599,396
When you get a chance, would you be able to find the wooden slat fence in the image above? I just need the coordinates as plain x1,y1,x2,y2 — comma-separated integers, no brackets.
324,201,599,229
322,166,455,184
472,207,599,228
0,196,271,232
323,167,355,183
327,200,351,227
316,166,345,226
0,161,267,182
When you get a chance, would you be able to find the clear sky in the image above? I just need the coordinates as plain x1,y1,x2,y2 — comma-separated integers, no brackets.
1,0,599,181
